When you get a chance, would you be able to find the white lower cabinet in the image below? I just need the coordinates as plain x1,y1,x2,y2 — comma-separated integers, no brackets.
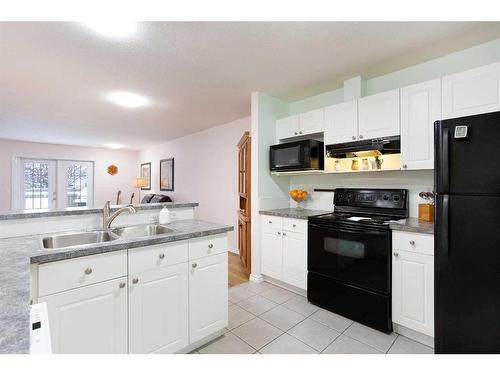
261,231,283,280
282,231,307,289
39,277,128,354
260,215,307,290
189,252,228,343
128,263,189,354
36,234,229,354
392,231,434,337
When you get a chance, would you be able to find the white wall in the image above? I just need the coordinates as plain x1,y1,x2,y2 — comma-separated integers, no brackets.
0,139,140,211
290,170,434,218
139,117,251,251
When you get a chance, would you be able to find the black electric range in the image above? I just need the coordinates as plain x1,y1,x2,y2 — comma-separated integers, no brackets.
307,188,408,333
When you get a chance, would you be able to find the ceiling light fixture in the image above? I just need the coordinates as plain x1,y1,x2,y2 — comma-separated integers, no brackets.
104,143,125,149
106,91,150,108
84,21,137,39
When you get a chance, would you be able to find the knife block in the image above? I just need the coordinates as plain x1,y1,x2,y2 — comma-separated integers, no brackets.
418,204,435,222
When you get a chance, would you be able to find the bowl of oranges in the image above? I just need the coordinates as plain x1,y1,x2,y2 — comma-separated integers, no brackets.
289,189,309,209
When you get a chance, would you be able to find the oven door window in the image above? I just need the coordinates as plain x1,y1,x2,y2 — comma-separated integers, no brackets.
308,224,390,294
273,145,302,168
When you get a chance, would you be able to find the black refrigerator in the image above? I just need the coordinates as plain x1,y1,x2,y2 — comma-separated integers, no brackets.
435,111,500,354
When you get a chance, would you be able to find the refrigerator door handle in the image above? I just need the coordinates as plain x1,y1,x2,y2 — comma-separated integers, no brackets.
440,126,450,193
441,195,450,256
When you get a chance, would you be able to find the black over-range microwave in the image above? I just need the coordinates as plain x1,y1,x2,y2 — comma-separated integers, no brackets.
270,139,324,172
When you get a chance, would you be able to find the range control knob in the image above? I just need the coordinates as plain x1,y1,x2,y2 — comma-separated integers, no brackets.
383,195,389,201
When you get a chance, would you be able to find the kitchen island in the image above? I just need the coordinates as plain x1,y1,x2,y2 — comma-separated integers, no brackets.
0,203,232,354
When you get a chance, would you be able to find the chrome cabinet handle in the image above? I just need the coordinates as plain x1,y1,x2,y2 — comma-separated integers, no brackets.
277,231,281,235
119,282,126,288
299,131,303,135
294,132,298,135
192,263,197,269
208,244,213,249
393,252,399,257
409,240,415,246
132,278,139,284
268,220,272,224
159,253,165,259
283,232,287,236
84,268,92,275
402,164,408,169
359,135,363,139
352,136,356,140
293,224,296,228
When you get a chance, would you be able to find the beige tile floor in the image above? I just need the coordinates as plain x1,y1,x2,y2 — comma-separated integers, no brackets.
194,282,434,354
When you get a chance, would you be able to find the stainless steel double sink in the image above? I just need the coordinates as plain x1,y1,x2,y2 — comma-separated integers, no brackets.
41,224,177,250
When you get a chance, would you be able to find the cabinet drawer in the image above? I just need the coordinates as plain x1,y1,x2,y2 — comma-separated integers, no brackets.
392,231,434,255
189,234,227,260
129,240,189,274
261,215,282,233
282,217,307,234
38,250,127,297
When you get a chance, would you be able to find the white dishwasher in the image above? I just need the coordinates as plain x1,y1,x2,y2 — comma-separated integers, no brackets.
30,302,52,354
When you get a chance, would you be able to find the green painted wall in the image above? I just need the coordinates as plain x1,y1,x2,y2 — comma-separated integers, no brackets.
289,37,500,114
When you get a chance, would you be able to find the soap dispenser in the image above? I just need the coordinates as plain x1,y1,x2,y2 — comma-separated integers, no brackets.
159,207,172,224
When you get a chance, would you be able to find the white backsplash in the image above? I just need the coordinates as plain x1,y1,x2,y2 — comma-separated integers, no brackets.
289,170,434,218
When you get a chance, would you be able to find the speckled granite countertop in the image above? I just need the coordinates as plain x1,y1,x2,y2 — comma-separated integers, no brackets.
0,219,232,354
389,217,434,234
0,202,199,221
259,208,331,220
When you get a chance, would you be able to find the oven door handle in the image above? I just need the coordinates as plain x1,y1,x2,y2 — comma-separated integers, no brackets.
309,223,387,236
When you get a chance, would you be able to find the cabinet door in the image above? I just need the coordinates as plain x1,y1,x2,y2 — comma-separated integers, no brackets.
282,231,307,289
39,277,127,354
129,263,188,354
299,108,324,136
261,231,283,280
442,62,500,119
358,89,400,139
276,115,299,141
400,79,441,170
324,100,358,144
189,252,228,343
392,250,434,337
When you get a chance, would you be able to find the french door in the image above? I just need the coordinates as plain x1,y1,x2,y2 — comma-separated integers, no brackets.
17,158,94,210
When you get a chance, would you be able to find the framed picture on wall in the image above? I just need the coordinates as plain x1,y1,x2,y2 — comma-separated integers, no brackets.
160,158,174,191
140,162,151,190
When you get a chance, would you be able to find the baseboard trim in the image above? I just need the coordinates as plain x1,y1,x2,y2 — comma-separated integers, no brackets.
249,273,264,283
262,275,307,297
228,246,239,255
393,323,435,349
176,330,225,353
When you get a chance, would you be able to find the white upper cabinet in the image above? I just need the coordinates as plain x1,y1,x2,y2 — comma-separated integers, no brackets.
299,108,325,136
324,100,358,144
276,109,324,141
276,115,300,140
358,89,400,139
400,79,441,170
442,62,500,119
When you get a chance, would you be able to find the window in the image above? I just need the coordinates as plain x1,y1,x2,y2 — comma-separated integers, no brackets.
16,158,94,210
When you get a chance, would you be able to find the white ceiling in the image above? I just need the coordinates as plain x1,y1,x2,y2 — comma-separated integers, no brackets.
1,22,500,149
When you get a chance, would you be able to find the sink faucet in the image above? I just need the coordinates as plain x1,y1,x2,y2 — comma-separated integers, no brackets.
103,201,137,229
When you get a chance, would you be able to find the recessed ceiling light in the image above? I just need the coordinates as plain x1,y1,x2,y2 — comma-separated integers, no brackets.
84,21,137,39
106,91,150,108
104,143,124,149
